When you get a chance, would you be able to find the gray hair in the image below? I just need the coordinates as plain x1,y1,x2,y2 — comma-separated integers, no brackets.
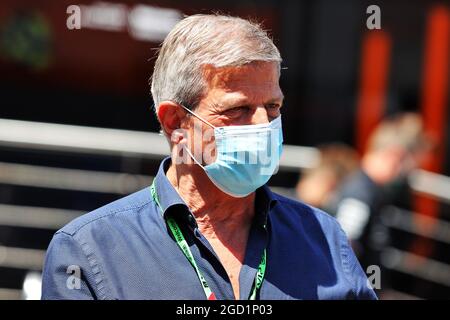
150,14,282,111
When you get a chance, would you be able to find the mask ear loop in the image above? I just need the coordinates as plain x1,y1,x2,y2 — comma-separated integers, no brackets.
178,104,216,167
183,144,204,167
179,104,216,129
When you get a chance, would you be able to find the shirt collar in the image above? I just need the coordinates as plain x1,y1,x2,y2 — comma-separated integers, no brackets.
153,157,278,228
255,185,278,228
153,157,193,224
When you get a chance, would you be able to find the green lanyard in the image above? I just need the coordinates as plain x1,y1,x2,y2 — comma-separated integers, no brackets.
150,181,266,300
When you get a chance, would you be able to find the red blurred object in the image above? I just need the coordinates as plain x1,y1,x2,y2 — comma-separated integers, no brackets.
355,30,392,155
413,5,449,257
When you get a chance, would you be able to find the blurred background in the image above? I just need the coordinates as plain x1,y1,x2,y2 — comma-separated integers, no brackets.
0,0,449,300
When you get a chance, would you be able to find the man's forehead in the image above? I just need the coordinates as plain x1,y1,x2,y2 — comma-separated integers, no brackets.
202,61,280,90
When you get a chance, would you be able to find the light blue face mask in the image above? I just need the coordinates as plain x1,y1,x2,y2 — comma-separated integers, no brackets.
181,106,283,198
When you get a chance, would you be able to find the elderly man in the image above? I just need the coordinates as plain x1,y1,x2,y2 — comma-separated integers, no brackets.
41,14,376,300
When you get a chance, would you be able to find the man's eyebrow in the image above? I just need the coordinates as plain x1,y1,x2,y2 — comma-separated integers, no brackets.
218,96,249,109
222,94,285,107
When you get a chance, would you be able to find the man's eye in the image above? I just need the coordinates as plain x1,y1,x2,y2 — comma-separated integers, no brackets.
266,104,280,110
266,104,281,116
224,106,250,117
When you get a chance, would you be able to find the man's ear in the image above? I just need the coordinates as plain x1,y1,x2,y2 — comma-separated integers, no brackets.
157,101,187,138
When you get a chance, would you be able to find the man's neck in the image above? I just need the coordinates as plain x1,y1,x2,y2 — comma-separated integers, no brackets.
166,160,257,300
166,161,255,239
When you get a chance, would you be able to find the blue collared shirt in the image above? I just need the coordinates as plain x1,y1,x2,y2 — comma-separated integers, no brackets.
41,158,377,300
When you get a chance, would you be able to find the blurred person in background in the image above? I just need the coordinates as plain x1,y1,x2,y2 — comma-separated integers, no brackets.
331,113,431,267
41,14,376,300
296,143,359,211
